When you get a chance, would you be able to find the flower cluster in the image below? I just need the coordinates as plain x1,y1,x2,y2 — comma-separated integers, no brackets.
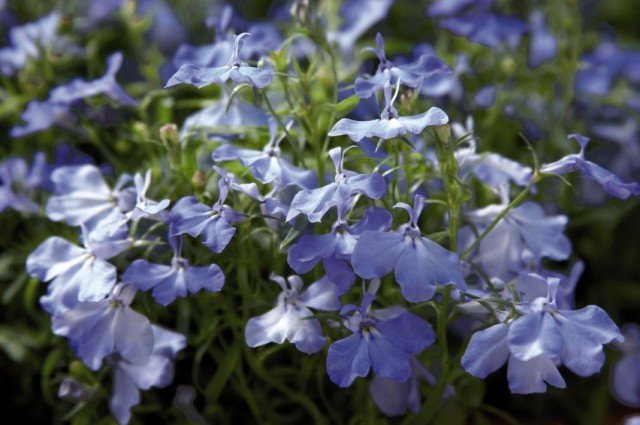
1,0,639,423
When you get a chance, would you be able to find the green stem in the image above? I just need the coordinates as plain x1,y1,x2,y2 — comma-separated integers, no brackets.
460,182,533,259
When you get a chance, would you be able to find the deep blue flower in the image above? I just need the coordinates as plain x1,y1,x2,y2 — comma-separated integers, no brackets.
168,172,244,253
11,52,138,137
287,206,392,292
52,285,154,371
213,118,317,190
45,164,135,230
527,11,557,68
166,33,273,89
108,325,186,425
354,33,450,99
352,195,466,303
540,134,640,199
122,236,224,306
329,83,449,143
245,275,341,354
27,224,131,310
326,294,435,387
286,147,387,223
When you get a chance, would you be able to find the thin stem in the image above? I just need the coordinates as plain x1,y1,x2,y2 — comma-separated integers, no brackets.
460,182,533,259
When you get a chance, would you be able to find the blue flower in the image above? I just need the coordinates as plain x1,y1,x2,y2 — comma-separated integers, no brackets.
328,83,449,143
27,224,131,310
11,52,138,137
527,11,557,68
108,325,186,425
575,41,640,97
463,199,571,278
352,195,466,302
450,121,533,189
168,172,244,253
327,0,393,55
0,12,78,76
245,275,341,354
179,93,269,141
369,357,451,416
122,236,224,306
611,324,640,408
288,206,392,293
0,154,46,214
540,134,640,199
127,170,170,222
326,294,435,387
213,118,317,190
461,322,567,394
166,33,273,89
439,10,526,49
462,276,623,393
45,164,135,230
52,285,154,371
354,33,450,99
286,147,387,223
426,0,480,17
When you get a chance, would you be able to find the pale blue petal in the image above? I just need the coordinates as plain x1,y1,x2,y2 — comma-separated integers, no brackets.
461,323,510,378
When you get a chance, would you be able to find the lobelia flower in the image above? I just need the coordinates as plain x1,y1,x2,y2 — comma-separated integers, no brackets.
213,118,317,190
327,0,394,56
27,224,132,311
108,325,186,425
165,5,280,78
426,0,481,17
121,235,224,306
286,147,387,223
527,10,557,68
166,32,273,89
449,117,532,187
611,324,640,408
179,93,269,141
127,170,170,222
462,276,623,393
539,134,640,199
326,294,435,387
168,170,244,253
575,41,640,97
369,357,453,416
0,12,78,76
416,47,470,101
438,10,526,49
244,275,341,354
354,33,450,99
462,191,571,279
11,52,138,137
0,153,47,214
328,82,449,143
474,85,496,108
287,206,392,293
352,195,466,302
45,164,135,230
52,285,154,371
